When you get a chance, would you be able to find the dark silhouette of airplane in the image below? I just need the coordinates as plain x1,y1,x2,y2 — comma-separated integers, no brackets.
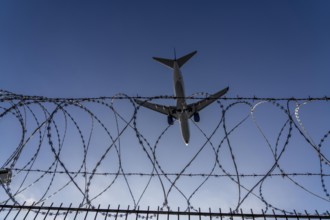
135,51,229,145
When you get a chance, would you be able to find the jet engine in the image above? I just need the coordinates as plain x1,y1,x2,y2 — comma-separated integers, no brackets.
193,112,200,122
167,115,174,125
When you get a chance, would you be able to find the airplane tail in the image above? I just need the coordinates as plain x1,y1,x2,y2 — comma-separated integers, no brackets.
153,50,197,69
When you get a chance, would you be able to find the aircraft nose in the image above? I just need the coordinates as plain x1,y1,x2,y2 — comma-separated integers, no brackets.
182,131,189,146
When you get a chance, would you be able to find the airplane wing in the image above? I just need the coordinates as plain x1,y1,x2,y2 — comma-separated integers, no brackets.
187,87,229,118
134,99,178,119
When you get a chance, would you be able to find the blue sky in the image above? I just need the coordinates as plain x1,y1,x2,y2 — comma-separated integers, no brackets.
1,0,330,214
1,1,330,97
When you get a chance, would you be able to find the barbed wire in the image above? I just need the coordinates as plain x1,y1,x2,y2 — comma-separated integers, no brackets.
0,89,329,214
1,89,330,101
8,168,330,176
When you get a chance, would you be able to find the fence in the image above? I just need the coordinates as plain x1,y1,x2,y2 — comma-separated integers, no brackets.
1,203,330,220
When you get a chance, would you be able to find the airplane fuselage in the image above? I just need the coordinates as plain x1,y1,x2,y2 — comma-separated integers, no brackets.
173,61,190,145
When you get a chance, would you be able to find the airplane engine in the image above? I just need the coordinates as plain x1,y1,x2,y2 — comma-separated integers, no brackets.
193,112,200,122
167,115,174,125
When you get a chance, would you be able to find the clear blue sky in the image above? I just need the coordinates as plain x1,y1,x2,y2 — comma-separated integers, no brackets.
1,1,329,98
1,0,330,214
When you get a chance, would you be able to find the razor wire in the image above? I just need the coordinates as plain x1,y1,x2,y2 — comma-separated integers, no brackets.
0,89,329,215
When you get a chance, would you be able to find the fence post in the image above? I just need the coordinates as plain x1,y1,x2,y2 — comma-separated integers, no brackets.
157,206,159,220
93,204,101,220
63,203,72,220
23,202,35,220
146,206,150,220
13,202,26,220
209,208,212,220
125,205,130,220
104,204,110,220
261,209,266,220
272,209,277,220
53,203,63,220
250,209,255,220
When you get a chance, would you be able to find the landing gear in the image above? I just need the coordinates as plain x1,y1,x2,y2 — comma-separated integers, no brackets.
167,115,174,125
193,112,200,122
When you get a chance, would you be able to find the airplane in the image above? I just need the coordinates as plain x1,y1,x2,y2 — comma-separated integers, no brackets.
135,50,229,145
